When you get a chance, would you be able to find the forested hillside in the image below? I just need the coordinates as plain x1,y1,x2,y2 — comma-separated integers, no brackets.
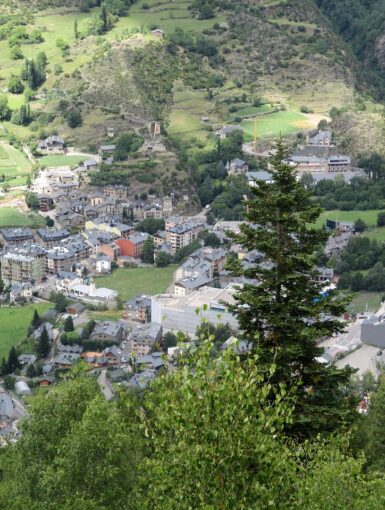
316,0,385,98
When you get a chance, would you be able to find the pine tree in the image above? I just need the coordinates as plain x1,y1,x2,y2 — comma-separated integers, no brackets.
6,346,20,374
37,326,50,359
64,316,74,333
31,309,41,329
229,139,356,438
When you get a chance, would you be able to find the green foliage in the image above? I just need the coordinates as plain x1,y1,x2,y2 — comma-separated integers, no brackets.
7,76,24,94
31,309,41,329
140,237,155,264
114,132,144,161
25,191,39,210
355,376,385,472
137,218,165,235
378,212,385,227
0,95,11,121
49,291,69,313
156,251,173,267
64,316,74,333
354,218,367,232
228,140,356,438
0,372,142,510
6,346,20,374
67,109,82,128
37,326,50,358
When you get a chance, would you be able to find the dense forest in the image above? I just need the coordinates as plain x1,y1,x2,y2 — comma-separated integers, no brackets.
316,0,385,97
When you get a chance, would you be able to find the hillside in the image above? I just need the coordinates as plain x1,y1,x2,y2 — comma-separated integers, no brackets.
0,0,384,179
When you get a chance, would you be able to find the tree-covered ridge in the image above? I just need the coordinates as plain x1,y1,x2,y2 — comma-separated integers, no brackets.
316,0,385,98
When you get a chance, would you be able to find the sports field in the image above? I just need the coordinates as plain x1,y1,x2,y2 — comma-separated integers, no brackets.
242,110,313,140
0,303,52,358
95,266,176,301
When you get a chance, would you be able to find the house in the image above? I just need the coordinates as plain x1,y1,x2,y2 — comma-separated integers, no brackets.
124,296,152,323
125,369,156,390
316,267,334,282
103,345,122,365
104,185,128,200
288,155,329,172
127,322,162,356
38,135,65,153
18,354,37,366
227,158,249,175
90,321,127,344
324,231,354,256
136,351,165,371
100,243,120,260
33,322,54,341
246,171,273,187
174,275,214,296
143,203,163,219
57,212,84,228
53,352,81,369
98,144,116,160
89,192,105,206
38,376,55,386
37,194,54,212
9,283,33,304
96,255,112,274
215,125,242,139
66,302,86,316
328,155,352,172
308,130,333,146
151,28,164,38
115,233,150,258
83,159,98,171
84,205,99,220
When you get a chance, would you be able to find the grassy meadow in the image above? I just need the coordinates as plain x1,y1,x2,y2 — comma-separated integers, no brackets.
0,303,52,358
95,266,176,301
0,142,32,187
0,207,45,228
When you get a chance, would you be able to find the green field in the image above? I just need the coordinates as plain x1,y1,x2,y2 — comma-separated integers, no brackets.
0,142,32,186
242,110,312,140
347,292,382,314
38,155,88,167
316,209,383,229
95,266,176,301
0,303,52,358
0,207,45,228
111,0,225,35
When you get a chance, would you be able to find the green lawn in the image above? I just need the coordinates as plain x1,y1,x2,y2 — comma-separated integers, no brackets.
95,266,176,301
241,110,312,140
347,292,382,314
38,155,87,167
0,207,45,228
316,209,383,229
0,142,32,186
0,303,52,358
111,0,225,35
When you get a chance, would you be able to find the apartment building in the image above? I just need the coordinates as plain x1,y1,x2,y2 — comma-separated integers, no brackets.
1,250,45,284
165,219,205,253
35,228,70,249
0,228,34,247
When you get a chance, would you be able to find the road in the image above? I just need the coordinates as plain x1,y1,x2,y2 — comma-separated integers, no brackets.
97,370,114,401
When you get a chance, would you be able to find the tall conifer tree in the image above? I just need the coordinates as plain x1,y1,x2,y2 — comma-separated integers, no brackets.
229,140,356,437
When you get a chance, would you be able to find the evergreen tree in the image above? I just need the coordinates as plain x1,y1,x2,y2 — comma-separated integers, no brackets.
229,139,356,438
37,326,50,359
141,237,155,264
31,309,41,329
6,346,20,374
357,376,385,472
64,316,74,333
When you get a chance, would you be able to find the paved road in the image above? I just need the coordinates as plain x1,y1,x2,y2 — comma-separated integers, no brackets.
97,370,114,401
